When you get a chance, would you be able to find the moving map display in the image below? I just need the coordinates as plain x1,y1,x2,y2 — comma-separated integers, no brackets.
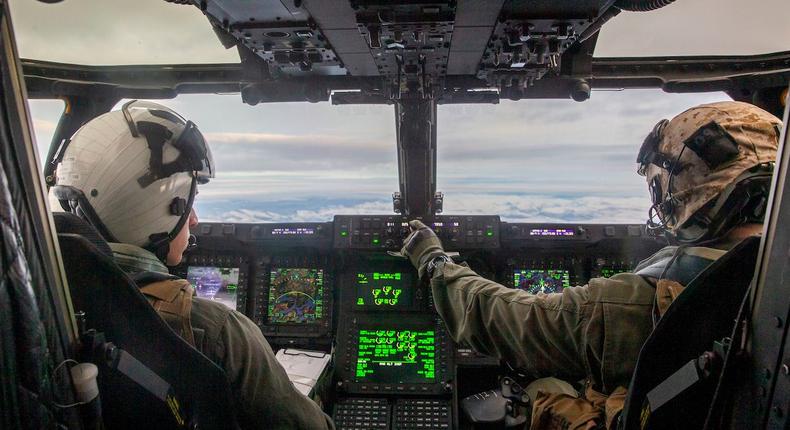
355,328,436,384
268,268,324,324
355,272,412,308
514,269,571,294
187,266,239,310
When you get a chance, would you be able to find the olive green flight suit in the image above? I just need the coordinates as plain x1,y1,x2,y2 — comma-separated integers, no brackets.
110,243,335,430
429,245,726,394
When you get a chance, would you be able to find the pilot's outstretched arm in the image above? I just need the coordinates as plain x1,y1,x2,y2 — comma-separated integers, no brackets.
193,299,335,430
431,260,588,379
397,221,655,392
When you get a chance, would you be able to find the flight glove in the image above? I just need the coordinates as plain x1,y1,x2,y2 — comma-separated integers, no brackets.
389,220,446,279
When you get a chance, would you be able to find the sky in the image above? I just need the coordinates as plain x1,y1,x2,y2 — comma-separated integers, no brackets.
14,0,790,223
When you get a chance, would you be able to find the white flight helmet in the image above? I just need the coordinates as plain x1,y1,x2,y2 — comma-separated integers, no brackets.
52,100,214,259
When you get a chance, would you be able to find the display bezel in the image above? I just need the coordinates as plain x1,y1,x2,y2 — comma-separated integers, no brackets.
179,254,250,313
336,316,451,396
352,325,438,385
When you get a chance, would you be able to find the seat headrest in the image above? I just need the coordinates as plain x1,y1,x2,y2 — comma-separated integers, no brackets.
53,212,113,257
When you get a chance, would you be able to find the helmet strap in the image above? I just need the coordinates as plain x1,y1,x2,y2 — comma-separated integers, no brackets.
645,143,690,236
145,175,198,265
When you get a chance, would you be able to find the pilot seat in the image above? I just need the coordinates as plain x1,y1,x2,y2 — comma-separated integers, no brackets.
53,212,239,430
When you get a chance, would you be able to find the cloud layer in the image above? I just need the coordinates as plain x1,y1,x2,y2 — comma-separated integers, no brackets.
197,194,649,224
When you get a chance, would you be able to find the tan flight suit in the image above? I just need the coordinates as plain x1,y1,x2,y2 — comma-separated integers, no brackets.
430,245,727,429
110,243,335,430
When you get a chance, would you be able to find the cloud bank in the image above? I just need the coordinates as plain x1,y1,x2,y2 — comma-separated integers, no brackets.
197,194,649,224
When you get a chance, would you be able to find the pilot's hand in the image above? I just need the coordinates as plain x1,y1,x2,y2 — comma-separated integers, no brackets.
388,220,446,279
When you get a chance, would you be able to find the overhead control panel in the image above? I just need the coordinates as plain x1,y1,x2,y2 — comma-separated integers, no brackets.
353,1,456,94
170,0,616,102
333,215,500,250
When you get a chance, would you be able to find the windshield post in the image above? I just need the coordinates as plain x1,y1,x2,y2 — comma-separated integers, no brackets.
395,98,438,218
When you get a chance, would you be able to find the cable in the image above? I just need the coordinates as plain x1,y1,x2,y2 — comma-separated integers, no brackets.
52,359,90,409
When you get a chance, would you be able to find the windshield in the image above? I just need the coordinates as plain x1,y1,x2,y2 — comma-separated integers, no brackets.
29,96,399,222
10,0,236,65
596,0,790,56
436,90,727,223
29,90,726,223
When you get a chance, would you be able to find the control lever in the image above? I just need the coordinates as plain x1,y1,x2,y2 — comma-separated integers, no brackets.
461,377,530,429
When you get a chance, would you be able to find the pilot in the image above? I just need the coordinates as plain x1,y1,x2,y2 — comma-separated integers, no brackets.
394,101,782,429
51,101,334,430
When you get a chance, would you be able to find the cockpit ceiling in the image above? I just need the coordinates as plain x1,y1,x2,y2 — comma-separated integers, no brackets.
17,0,790,105
183,0,610,91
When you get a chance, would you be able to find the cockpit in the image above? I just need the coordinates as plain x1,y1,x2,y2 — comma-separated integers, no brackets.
4,1,790,429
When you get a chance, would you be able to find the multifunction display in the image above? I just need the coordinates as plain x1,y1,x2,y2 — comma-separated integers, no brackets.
187,266,240,310
355,272,412,308
355,328,436,384
267,268,324,324
514,269,571,294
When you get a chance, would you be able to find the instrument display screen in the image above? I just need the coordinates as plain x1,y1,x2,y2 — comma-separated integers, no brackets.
354,328,436,384
355,271,412,309
267,268,324,324
187,266,240,310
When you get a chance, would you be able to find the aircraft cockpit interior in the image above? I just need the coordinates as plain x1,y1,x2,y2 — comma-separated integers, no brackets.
4,0,790,429
171,215,663,428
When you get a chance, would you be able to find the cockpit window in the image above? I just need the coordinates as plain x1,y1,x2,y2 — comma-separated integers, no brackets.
118,95,399,222
596,0,790,57
437,89,728,223
29,91,728,223
28,99,64,164
9,0,236,65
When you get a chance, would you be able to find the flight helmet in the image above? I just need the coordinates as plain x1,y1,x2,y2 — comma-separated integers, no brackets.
52,100,214,260
637,101,781,243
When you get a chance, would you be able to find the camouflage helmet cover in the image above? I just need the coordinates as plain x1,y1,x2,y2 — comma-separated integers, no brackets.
639,101,781,234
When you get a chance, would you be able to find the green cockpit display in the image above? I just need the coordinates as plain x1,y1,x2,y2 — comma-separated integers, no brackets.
355,328,436,383
355,272,412,308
